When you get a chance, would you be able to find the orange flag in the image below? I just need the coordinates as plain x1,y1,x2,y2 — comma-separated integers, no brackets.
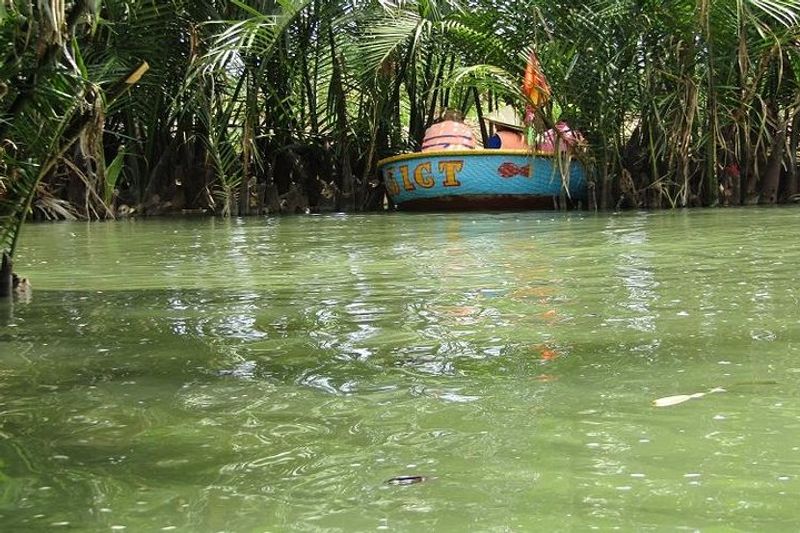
522,50,551,111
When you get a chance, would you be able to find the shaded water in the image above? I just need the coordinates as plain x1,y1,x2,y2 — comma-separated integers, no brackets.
2,209,800,531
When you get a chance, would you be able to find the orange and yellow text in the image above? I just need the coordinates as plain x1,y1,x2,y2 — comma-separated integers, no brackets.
383,160,464,196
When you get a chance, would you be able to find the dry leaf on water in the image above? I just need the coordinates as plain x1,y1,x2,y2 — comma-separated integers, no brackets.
653,387,726,407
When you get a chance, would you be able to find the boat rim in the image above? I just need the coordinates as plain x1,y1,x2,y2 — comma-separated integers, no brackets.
377,148,560,167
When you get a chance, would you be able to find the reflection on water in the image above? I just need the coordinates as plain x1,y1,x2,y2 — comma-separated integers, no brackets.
604,216,658,333
2,209,800,530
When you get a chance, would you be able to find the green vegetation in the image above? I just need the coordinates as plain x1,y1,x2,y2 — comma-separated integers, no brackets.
1,1,799,253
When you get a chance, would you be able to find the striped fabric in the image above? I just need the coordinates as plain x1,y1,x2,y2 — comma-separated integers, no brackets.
536,122,583,153
421,121,476,151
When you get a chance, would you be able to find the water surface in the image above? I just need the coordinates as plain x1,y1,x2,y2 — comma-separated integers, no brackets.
2,209,800,531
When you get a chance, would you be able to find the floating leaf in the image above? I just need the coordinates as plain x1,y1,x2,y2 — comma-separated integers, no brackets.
653,393,703,407
653,388,726,407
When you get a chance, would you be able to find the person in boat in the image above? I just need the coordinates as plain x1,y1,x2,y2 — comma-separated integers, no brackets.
421,109,476,152
483,105,528,150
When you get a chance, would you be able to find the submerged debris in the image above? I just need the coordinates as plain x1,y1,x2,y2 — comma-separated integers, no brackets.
386,475,427,486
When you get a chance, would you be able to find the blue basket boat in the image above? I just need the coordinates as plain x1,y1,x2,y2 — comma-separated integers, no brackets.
377,149,589,210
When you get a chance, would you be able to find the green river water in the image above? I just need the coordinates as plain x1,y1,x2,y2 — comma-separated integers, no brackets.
2,209,800,531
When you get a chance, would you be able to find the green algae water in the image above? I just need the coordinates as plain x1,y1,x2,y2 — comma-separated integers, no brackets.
2,209,800,531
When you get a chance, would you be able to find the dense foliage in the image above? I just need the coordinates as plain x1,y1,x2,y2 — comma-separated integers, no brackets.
1,0,799,255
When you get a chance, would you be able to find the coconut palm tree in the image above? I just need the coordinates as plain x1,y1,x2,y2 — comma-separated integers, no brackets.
531,0,800,208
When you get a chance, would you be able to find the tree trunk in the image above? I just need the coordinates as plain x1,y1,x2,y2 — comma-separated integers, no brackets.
759,125,787,205
599,148,610,210
783,111,800,200
743,159,761,205
239,72,256,216
329,27,355,211
472,87,488,147
425,55,448,128
0,253,11,298
142,139,176,203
